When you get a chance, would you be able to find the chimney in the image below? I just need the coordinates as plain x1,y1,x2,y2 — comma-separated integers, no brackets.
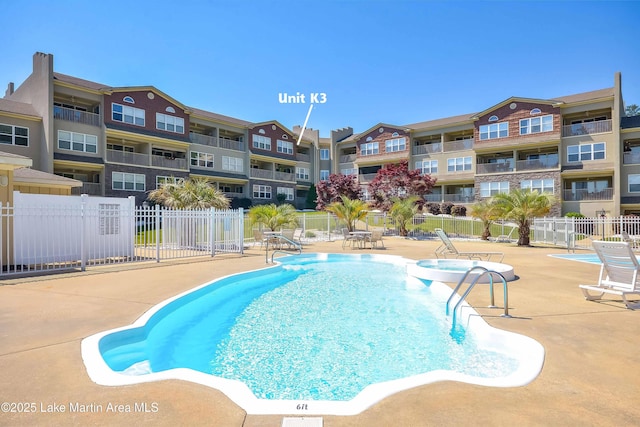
5,82,14,97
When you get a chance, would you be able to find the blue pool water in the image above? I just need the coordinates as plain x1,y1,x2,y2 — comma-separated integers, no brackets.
88,253,544,411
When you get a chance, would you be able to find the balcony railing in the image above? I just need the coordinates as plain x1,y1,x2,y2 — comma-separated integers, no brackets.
424,194,442,202
358,173,378,183
296,152,310,163
151,155,187,170
476,162,514,174
623,152,640,165
515,158,559,171
562,119,612,137
413,143,442,155
106,149,149,166
275,171,295,182
443,194,474,203
189,133,245,151
340,154,356,163
563,188,613,201
443,140,473,152
71,182,102,196
53,106,101,127
250,168,273,179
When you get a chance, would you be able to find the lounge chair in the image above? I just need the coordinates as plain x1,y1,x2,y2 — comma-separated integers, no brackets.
365,229,385,249
434,228,504,262
579,241,640,309
494,226,517,243
620,231,640,250
292,228,304,245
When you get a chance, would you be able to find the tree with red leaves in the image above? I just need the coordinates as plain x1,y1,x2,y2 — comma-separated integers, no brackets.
368,160,437,212
315,173,362,210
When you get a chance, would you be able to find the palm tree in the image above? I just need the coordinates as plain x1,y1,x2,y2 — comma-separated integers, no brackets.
147,177,230,209
625,104,640,117
325,195,369,232
248,203,298,231
389,196,419,237
492,189,556,246
469,199,501,240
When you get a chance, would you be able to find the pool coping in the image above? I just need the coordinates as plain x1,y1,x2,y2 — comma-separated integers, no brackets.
81,253,545,416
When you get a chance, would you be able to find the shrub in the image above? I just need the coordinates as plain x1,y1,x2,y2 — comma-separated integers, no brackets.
426,203,441,215
564,212,585,218
451,205,467,217
440,202,454,215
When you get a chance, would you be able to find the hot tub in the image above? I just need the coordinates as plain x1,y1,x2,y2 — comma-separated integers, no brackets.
407,259,515,283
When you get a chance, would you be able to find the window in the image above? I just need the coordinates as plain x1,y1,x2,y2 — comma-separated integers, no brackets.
480,181,509,197
567,142,605,162
629,175,640,193
156,176,184,189
447,156,472,172
521,179,554,193
296,167,309,180
530,108,542,115
320,149,330,160
112,172,145,191
479,122,508,140
253,184,272,199
123,96,135,104
341,168,357,175
415,160,438,174
277,139,293,154
156,113,184,134
277,187,294,201
361,142,379,156
488,115,499,122
252,134,271,150
222,156,243,172
0,123,29,146
385,137,406,152
320,170,330,181
520,115,553,135
99,204,120,235
58,130,97,153
112,103,145,126
190,151,214,168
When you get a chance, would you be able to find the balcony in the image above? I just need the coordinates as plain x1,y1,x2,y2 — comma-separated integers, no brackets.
189,133,245,151
413,143,442,155
476,162,514,174
274,171,295,182
71,182,102,196
152,155,187,170
562,119,612,137
424,194,442,202
443,194,475,203
563,188,613,201
54,105,101,127
340,154,356,163
443,140,473,152
296,152,310,163
358,173,378,183
623,152,640,165
515,158,559,171
106,149,149,166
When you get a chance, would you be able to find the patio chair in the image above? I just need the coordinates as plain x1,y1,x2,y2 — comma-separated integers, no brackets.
253,229,266,248
342,228,356,249
434,228,504,262
365,229,385,249
292,228,304,245
620,231,640,250
579,241,640,309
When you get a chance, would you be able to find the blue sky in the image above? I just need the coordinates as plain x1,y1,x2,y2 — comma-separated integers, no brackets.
2,1,639,136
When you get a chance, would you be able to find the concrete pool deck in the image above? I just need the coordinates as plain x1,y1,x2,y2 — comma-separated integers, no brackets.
1,237,639,426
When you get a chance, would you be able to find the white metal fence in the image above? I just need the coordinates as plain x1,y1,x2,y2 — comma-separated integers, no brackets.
1,193,245,277
532,216,640,250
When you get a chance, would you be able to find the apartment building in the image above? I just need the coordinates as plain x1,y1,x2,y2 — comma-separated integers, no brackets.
2,52,639,216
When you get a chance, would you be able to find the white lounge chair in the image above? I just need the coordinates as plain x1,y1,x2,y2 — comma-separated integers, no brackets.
434,228,504,262
579,241,640,309
494,226,517,243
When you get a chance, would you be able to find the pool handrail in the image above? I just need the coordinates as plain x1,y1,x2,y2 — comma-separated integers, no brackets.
446,266,511,328
266,235,302,263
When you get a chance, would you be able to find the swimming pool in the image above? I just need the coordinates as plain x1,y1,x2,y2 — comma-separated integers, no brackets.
82,253,544,415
